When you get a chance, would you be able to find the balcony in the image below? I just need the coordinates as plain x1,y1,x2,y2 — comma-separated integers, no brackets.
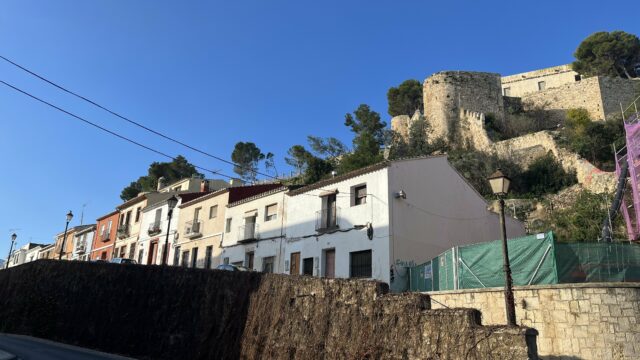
315,207,340,232
75,243,86,254
100,231,110,242
117,224,130,239
238,223,260,243
184,220,202,239
148,221,162,236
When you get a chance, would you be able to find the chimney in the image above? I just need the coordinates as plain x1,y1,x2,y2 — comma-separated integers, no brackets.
200,180,209,192
157,176,166,191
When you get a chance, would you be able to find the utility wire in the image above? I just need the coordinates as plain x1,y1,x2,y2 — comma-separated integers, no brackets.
0,55,278,180
0,80,238,180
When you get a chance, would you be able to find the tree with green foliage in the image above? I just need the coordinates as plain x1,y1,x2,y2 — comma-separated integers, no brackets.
307,136,347,161
573,31,640,79
120,155,202,201
264,152,277,177
303,156,334,184
285,145,311,175
407,116,430,155
339,104,386,174
231,142,264,183
446,150,524,197
387,79,423,116
520,153,577,196
562,108,624,170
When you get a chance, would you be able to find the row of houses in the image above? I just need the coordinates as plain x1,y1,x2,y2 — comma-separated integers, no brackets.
6,156,525,291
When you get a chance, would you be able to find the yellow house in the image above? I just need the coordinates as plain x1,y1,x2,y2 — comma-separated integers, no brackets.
176,189,229,269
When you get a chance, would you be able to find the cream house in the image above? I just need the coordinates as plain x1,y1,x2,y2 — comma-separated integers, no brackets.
114,194,147,260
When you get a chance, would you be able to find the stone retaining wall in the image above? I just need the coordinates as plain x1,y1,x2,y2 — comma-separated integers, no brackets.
427,283,640,360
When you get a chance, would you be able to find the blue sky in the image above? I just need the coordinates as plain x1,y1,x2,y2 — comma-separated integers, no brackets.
0,0,637,256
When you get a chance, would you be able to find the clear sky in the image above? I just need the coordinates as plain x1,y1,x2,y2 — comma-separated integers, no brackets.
0,0,637,257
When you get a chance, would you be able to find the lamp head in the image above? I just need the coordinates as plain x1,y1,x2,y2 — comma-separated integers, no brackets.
11,233,17,242
488,169,511,196
167,195,179,210
66,210,74,223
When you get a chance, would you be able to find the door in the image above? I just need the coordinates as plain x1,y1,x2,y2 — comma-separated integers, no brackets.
303,257,314,276
148,240,158,265
244,215,257,239
290,252,300,275
324,249,335,278
245,252,254,269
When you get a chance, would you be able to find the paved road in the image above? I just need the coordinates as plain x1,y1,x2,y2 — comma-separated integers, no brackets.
0,334,133,360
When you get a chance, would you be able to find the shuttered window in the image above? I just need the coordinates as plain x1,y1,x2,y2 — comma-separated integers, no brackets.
352,184,367,206
265,204,278,221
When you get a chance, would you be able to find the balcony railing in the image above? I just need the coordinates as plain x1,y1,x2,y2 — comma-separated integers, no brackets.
148,221,162,236
117,224,130,239
315,207,340,232
185,220,202,239
100,231,110,242
75,243,86,254
238,223,259,243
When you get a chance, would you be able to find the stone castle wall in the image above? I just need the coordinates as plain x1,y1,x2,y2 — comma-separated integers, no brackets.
599,77,640,119
427,283,640,360
423,71,504,141
501,64,579,97
0,260,538,360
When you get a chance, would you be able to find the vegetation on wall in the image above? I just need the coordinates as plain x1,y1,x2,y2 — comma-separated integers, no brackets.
572,31,640,79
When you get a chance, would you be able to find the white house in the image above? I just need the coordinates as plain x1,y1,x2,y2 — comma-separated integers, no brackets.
137,192,209,265
71,225,96,261
284,156,525,291
220,186,290,272
7,242,48,267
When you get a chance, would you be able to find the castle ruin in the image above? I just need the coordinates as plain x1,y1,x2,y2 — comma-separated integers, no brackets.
392,64,640,193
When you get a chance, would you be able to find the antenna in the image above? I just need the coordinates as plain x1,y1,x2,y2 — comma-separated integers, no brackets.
80,202,89,225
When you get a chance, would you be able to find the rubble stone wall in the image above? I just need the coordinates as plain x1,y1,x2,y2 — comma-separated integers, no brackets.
0,260,538,360
427,283,640,360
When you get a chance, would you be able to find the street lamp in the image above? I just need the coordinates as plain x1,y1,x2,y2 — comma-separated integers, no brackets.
488,169,517,326
5,233,17,269
58,210,74,261
161,195,179,265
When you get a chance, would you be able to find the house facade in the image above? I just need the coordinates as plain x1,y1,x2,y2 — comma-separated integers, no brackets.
90,210,120,260
220,186,290,272
71,225,96,261
284,156,525,291
7,243,47,267
54,226,89,260
114,194,147,260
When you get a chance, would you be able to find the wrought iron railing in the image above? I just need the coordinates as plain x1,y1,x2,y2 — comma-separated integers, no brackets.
238,223,260,242
117,224,130,239
185,220,202,239
315,207,340,232
148,221,162,236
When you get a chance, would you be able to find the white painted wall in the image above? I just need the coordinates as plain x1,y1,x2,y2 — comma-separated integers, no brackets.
138,199,183,265
285,168,391,282
387,156,526,290
221,189,288,271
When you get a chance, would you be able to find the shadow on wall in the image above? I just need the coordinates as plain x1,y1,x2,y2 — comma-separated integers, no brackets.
541,356,584,360
0,260,260,359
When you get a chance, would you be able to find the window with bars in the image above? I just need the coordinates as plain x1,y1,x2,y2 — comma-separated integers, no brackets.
173,246,181,266
262,256,275,273
265,203,278,221
350,250,372,278
181,250,189,267
205,246,213,269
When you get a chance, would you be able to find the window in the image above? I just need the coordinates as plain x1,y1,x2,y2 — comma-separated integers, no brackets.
352,184,367,206
225,218,232,233
119,247,126,258
101,251,107,260
264,204,278,221
181,250,189,267
318,193,337,230
194,207,201,221
173,186,181,192
128,243,136,259
209,205,218,219
205,246,213,269
245,252,254,269
350,250,372,278
538,81,546,91
154,208,162,224
262,256,275,273
138,249,144,264
503,87,511,96
575,74,581,82
302,257,314,276
107,220,112,234
135,207,141,222
191,247,199,268
223,257,230,265
173,246,181,266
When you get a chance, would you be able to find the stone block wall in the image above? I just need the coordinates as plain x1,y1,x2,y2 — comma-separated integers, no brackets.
0,260,538,359
501,65,579,98
427,283,640,360
598,77,640,119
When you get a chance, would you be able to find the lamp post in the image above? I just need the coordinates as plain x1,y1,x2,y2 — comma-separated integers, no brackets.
488,169,517,326
58,211,74,261
161,195,179,266
5,233,17,269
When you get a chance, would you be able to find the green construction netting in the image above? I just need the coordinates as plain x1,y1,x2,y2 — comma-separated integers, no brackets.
409,232,640,292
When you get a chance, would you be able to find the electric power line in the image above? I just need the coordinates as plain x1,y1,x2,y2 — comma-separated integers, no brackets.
0,55,278,180
0,80,238,180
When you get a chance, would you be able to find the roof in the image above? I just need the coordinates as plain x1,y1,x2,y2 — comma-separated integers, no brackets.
55,224,95,237
227,185,302,208
178,183,284,209
144,191,211,211
74,224,97,235
96,210,119,221
287,155,448,196
116,193,148,210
